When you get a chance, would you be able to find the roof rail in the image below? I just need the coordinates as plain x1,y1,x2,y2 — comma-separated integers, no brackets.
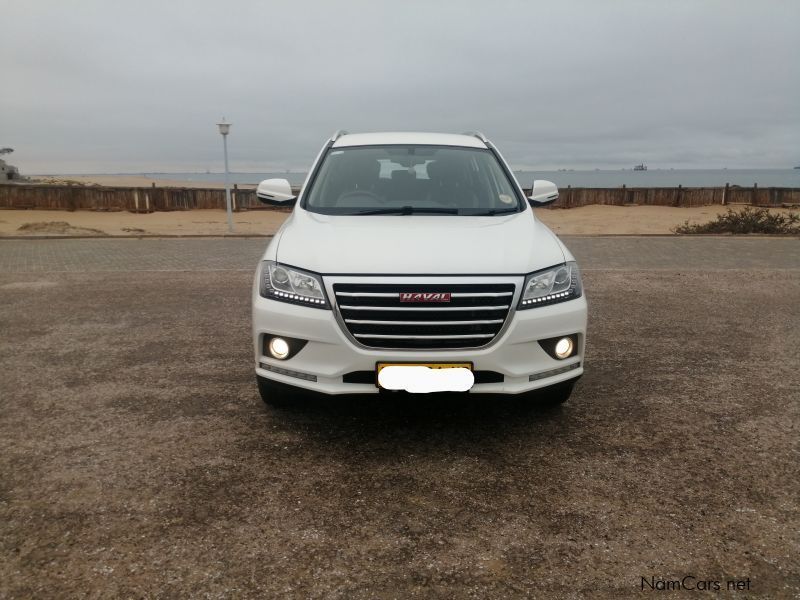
331,129,349,142
462,131,490,144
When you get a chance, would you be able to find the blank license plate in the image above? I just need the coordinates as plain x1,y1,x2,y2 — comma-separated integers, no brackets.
376,363,474,393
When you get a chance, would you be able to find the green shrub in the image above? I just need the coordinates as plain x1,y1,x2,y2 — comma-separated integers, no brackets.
674,207,800,235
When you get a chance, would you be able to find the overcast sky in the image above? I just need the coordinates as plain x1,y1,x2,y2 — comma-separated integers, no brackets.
2,0,798,173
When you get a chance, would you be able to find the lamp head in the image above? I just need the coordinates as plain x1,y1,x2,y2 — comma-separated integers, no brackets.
217,118,231,136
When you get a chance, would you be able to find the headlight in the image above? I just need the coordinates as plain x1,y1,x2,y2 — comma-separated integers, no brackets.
518,261,582,309
260,261,330,309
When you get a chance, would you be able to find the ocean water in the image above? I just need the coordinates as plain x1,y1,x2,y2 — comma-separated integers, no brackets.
141,169,800,188
514,169,800,189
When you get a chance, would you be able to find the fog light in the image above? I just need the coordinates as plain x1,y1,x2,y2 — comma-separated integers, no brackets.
554,337,574,359
268,337,290,360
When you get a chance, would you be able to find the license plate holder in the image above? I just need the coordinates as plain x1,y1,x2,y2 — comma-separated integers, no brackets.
376,362,474,392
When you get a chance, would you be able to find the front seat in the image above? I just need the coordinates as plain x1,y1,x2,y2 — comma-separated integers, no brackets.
426,155,479,209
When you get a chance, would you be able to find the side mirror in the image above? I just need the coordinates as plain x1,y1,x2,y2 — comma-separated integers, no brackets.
256,178,296,205
528,180,559,207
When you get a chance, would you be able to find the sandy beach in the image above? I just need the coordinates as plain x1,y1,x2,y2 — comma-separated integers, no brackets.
0,209,285,237
1,204,794,237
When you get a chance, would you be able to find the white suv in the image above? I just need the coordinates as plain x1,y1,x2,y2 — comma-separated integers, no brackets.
252,131,587,406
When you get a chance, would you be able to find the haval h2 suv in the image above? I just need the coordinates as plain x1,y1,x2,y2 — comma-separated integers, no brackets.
252,131,587,406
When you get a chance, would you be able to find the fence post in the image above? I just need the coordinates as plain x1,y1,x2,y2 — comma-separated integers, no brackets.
620,184,626,205
144,183,153,212
674,184,682,207
68,183,78,211
722,183,728,206
233,183,238,212
752,182,758,206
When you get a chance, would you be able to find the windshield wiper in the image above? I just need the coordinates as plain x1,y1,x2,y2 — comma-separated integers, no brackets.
469,207,520,216
354,206,460,215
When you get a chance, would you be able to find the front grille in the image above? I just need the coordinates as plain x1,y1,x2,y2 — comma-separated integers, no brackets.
333,282,515,349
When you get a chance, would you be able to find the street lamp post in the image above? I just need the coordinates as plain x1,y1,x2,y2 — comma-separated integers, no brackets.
217,118,233,233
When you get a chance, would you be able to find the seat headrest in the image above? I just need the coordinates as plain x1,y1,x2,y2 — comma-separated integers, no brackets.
426,156,465,182
343,153,380,186
390,169,414,182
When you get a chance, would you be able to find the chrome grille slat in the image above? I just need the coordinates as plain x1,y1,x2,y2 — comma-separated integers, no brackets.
345,319,504,325
336,291,513,298
334,282,515,349
354,333,495,340
338,304,510,312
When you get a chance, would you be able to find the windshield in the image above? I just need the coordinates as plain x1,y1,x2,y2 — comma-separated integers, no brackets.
303,145,523,216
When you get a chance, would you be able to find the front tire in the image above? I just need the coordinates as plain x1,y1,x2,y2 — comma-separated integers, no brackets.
256,375,300,407
536,377,579,406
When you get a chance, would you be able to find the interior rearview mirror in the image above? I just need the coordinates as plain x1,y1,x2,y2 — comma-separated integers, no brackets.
257,178,297,205
528,180,559,207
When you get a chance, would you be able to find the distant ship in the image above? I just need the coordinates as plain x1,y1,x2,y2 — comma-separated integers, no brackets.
633,163,647,171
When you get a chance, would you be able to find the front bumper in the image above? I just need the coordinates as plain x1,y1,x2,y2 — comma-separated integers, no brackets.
252,275,587,395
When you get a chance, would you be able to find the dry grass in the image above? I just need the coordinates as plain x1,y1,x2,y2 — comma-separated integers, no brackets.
674,206,800,235
16,221,106,235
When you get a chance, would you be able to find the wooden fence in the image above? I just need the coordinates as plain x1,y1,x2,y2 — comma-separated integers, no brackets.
0,183,797,212
0,183,266,212
552,185,799,209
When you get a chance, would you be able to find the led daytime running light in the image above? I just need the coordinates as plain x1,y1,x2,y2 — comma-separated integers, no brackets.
518,262,582,310
260,261,330,309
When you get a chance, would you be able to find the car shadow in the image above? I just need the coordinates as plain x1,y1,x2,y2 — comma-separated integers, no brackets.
255,388,577,448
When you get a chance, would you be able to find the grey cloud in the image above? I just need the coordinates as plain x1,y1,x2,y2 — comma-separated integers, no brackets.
1,0,798,173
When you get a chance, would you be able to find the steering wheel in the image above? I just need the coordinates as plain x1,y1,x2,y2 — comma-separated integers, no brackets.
337,190,383,203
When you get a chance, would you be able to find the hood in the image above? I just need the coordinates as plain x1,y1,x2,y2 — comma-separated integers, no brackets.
275,208,565,275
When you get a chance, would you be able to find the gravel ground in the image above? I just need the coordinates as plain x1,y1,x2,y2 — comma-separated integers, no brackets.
0,239,798,598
